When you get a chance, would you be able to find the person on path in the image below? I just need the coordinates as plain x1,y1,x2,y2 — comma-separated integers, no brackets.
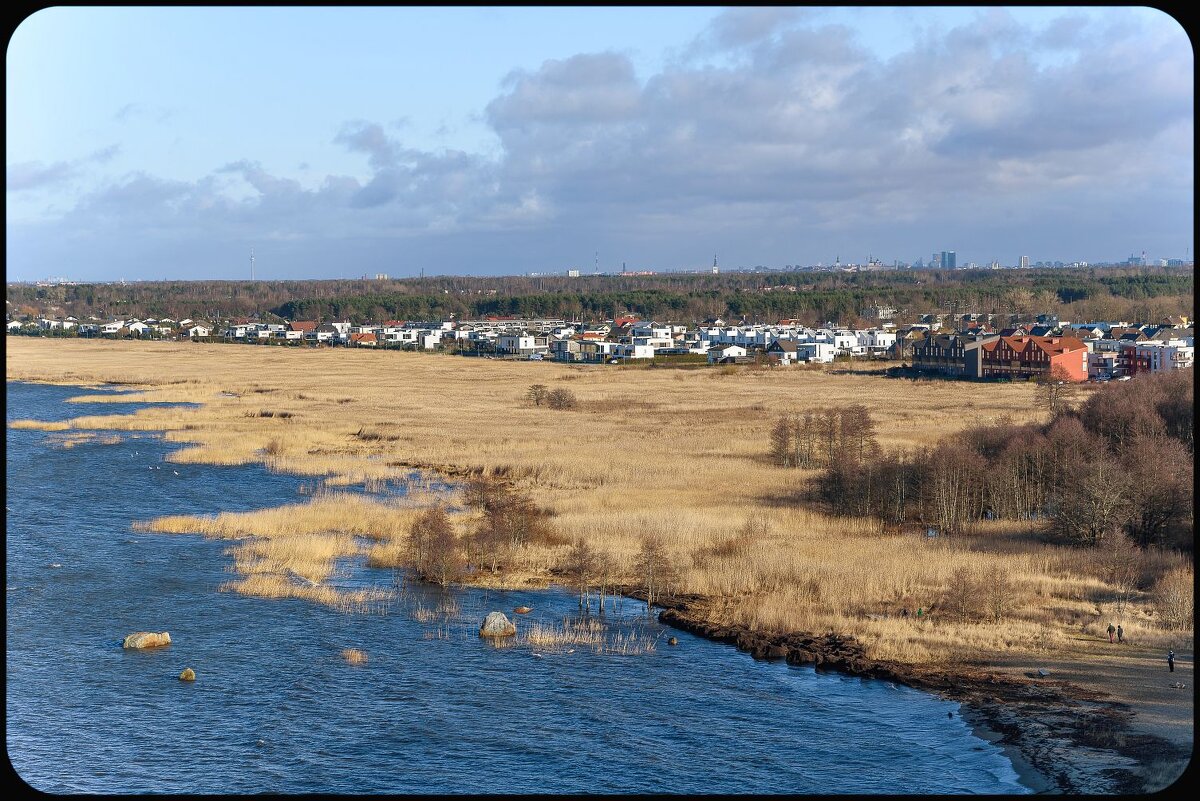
1117,624,1124,644
1168,650,1175,672
1107,623,1116,643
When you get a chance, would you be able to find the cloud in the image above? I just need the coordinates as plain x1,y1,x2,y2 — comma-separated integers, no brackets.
8,9,1192,278
6,144,120,192
6,160,77,191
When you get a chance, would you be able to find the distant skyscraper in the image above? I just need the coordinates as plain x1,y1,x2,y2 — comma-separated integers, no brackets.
712,255,719,274
932,252,941,269
941,251,956,269
1019,256,1030,269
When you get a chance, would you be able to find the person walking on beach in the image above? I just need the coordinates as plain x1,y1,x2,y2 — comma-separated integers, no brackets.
1107,623,1116,643
1168,650,1175,672
1117,624,1124,644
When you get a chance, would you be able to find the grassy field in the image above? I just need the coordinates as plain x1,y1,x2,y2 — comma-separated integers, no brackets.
7,337,1191,666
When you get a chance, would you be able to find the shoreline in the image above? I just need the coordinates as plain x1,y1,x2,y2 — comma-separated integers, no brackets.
5,356,1190,793
645,592,1187,794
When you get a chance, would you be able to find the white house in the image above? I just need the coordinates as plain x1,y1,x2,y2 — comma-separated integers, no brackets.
185,325,211,338
6,320,24,332
614,343,655,360
797,342,837,363
126,321,151,336
497,334,549,356
708,344,748,363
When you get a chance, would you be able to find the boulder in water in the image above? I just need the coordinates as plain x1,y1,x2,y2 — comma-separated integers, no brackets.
123,631,171,649
513,606,533,614
479,611,516,637
179,668,196,681
667,636,679,646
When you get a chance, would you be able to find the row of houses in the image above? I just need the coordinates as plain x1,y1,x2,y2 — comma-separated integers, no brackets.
8,311,1193,379
912,322,1194,382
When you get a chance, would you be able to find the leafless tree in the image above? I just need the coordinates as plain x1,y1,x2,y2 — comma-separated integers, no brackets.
562,538,598,610
770,414,794,467
526,384,548,406
634,535,678,612
409,506,462,586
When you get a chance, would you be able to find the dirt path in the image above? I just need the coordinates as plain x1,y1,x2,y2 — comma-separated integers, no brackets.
986,638,1193,790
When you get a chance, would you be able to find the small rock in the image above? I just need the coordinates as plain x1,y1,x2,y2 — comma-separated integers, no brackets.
479,611,516,637
1037,668,1050,677
178,668,195,681
123,631,171,649
513,606,533,614
667,637,678,646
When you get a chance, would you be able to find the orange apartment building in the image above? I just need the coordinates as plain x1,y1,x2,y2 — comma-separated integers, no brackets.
978,335,1089,382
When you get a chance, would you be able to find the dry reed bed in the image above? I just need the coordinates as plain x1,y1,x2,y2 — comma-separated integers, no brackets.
7,338,1185,664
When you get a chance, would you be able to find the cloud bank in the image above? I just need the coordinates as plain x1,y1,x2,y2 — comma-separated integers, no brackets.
6,9,1192,278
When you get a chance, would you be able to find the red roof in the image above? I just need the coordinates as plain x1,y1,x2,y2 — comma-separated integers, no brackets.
382,320,405,327
289,321,318,332
613,315,639,327
350,332,377,343
981,335,1087,357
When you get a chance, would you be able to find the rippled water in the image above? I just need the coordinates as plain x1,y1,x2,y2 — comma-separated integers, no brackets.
6,381,1029,794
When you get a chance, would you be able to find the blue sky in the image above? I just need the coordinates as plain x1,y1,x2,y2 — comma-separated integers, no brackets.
6,6,1193,280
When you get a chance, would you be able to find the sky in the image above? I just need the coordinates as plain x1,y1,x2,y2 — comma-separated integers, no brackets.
5,6,1193,281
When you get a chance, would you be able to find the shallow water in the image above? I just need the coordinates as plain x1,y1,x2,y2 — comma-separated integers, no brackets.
5,381,1028,793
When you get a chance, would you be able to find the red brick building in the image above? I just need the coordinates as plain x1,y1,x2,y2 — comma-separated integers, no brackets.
979,335,1088,382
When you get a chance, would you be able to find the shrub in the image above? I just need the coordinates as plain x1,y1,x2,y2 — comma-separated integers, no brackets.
546,388,577,410
1154,566,1194,630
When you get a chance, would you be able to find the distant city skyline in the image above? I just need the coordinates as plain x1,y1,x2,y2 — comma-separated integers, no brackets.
6,7,1193,281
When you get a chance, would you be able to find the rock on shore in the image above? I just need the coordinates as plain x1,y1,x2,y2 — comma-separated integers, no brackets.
123,631,171,649
479,612,516,637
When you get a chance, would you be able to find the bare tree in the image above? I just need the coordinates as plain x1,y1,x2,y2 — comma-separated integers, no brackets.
1035,364,1077,419
1105,534,1142,620
409,506,462,586
1048,460,1132,547
980,565,1016,623
942,567,979,623
562,538,598,610
634,535,678,612
526,384,548,406
770,414,794,467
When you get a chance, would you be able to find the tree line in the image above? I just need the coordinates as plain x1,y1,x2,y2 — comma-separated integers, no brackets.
9,265,1191,328
789,369,1193,551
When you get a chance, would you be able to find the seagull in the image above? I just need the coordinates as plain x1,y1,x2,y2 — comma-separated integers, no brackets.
533,653,543,658
173,470,179,475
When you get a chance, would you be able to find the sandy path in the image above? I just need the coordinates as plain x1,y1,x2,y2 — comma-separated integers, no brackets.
990,642,1193,747
985,637,1193,791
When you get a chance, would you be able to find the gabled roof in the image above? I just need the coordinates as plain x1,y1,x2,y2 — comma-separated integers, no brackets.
981,335,1087,357
350,332,377,343
289,321,318,332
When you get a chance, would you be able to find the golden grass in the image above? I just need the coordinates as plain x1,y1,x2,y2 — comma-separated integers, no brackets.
521,618,657,655
341,648,368,665
6,338,1188,666
9,419,70,430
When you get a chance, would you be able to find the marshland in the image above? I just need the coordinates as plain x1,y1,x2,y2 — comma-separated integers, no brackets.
6,337,1193,792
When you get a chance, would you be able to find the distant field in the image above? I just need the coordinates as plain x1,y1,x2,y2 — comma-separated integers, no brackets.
7,337,1188,666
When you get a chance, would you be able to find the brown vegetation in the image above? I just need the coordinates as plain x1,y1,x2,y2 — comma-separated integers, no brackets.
6,338,1191,669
